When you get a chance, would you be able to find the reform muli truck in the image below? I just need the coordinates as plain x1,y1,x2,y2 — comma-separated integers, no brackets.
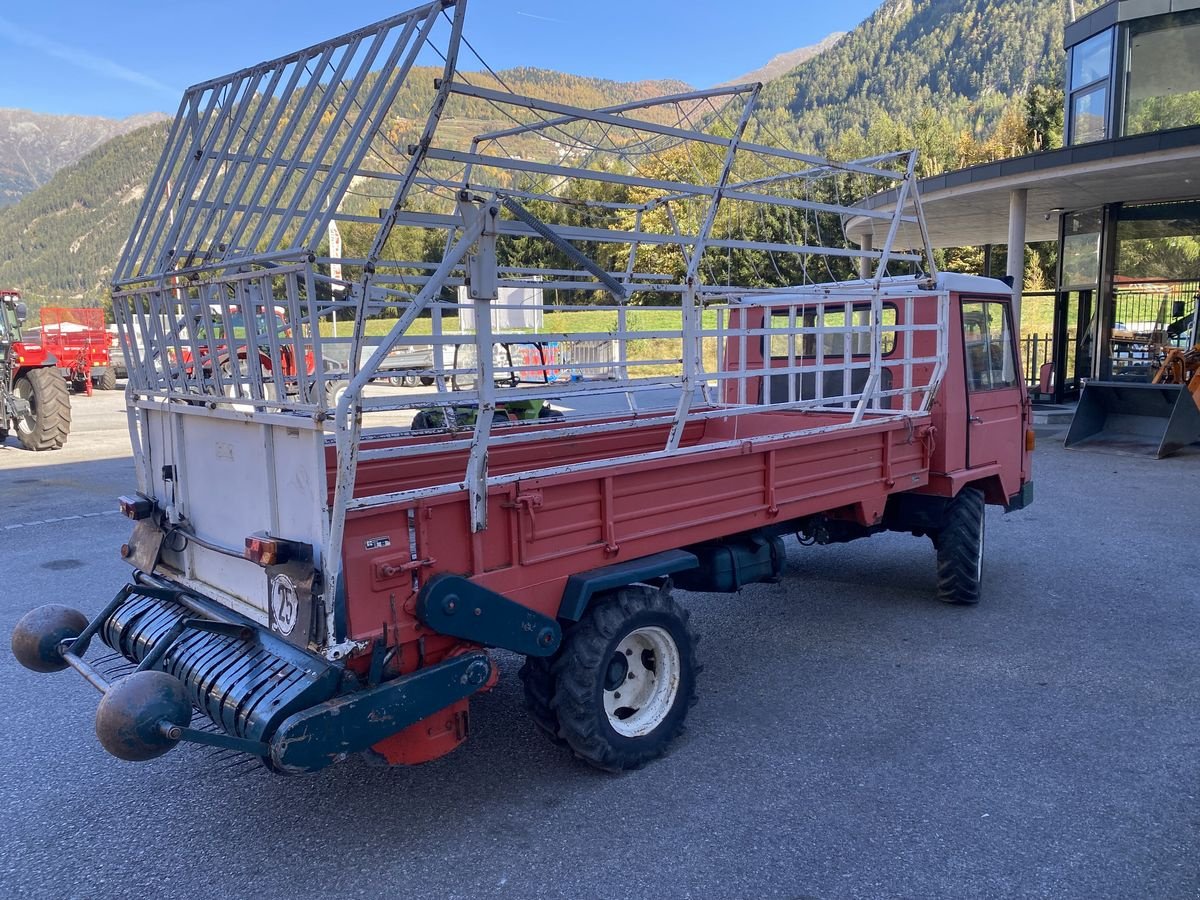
12,1,1032,774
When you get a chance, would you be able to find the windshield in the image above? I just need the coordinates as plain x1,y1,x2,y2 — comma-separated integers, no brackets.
0,298,20,340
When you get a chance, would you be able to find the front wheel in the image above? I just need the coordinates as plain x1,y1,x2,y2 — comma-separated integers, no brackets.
551,584,699,771
935,486,986,605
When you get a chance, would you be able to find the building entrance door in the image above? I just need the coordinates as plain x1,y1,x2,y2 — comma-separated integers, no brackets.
1051,289,1094,401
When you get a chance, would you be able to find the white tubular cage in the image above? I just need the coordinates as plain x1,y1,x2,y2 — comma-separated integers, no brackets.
111,0,947,621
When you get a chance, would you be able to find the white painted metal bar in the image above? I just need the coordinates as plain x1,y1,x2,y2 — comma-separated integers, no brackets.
450,81,747,151
423,148,719,198
474,83,760,143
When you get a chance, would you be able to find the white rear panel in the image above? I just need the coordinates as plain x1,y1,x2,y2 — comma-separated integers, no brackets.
141,406,327,623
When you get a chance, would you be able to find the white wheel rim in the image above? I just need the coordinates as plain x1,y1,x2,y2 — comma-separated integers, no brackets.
14,380,34,434
603,625,681,738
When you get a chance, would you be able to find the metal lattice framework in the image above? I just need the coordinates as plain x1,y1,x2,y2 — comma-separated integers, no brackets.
111,0,948,644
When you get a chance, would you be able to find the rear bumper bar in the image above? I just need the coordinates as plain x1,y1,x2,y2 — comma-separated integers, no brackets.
51,574,493,773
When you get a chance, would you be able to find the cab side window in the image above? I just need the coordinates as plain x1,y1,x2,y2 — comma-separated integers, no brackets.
962,301,1017,391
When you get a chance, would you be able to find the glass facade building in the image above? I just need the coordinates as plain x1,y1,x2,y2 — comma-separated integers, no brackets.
1027,2,1200,401
1067,1,1200,145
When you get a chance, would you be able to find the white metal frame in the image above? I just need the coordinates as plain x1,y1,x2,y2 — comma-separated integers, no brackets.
112,0,945,658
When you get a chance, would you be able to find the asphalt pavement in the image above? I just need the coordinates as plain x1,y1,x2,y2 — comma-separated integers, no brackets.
1,389,1198,899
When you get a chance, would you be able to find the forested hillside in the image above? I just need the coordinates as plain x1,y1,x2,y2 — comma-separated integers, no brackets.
0,67,690,305
0,123,170,299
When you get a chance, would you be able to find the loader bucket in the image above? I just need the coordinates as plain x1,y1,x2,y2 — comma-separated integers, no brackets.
1064,381,1200,459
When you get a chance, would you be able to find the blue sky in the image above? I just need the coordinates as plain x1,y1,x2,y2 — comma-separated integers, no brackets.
0,1,880,119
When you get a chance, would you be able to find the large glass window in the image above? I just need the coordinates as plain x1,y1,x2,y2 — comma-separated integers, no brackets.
1061,209,1103,289
1114,201,1200,364
1068,28,1113,145
1072,29,1114,87
1124,12,1200,135
1072,86,1109,143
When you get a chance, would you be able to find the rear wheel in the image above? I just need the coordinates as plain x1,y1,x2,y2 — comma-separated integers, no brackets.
550,584,699,771
14,368,71,451
935,486,986,605
93,366,117,391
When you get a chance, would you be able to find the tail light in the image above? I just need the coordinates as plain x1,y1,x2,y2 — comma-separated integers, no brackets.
1026,429,1036,452
118,494,154,520
244,533,302,566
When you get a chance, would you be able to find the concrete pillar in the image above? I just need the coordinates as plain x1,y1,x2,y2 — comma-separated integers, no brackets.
1006,189,1028,329
859,233,873,281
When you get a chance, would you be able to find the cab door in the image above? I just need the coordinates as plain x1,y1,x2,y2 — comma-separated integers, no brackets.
961,298,1025,476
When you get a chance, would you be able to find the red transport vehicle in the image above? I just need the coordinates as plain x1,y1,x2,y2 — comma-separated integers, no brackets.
12,2,1032,776
36,307,117,394
156,303,329,402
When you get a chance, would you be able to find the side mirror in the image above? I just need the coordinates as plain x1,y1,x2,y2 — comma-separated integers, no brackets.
15,302,27,325
1172,299,1186,319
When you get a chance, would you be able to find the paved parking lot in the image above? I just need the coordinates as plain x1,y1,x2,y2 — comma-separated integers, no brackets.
1,390,1198,899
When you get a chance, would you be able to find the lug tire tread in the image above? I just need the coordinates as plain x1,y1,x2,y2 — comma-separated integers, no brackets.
935,486,986,605
94,366,118,391
517,654,567,746
15,367,71,451
549,584,700,772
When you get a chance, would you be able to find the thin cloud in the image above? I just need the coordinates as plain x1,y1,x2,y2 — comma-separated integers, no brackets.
515,11,565,24
0,15,178,100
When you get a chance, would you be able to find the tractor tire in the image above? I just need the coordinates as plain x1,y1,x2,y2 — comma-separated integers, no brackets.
518,653,567,746
325,380,348,410
935,486,986,605
550,584,700,772
14,368,71,451
93,366,118,391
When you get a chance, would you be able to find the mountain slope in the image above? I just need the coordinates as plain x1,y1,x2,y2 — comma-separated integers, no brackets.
755,0,1107,149
719,33,846,87
0,109,167,207
0,67,693,304
0,122,171,299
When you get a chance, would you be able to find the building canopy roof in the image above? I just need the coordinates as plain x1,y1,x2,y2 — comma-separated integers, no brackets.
844,126,1200,250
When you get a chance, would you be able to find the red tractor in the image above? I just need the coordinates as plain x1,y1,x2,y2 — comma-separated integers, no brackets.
0,290,71,450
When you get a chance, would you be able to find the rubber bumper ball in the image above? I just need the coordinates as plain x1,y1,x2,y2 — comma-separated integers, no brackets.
11,604,89,673
95,670,192,761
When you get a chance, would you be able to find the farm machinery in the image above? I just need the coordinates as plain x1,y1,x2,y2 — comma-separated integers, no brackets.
12,0,1032,775
0,289,71,450
1066,296,1200,457
36,306,118,394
